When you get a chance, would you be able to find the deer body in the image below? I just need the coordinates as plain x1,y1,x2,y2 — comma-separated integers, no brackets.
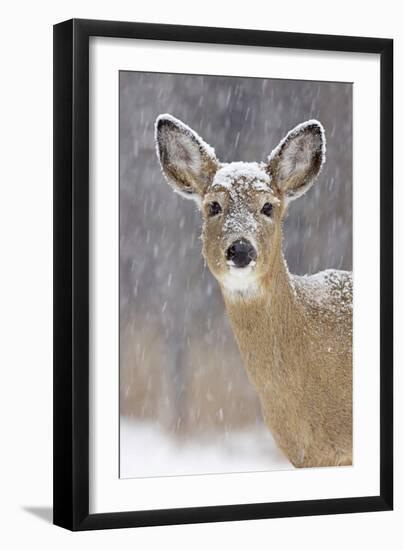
223,259,352,467
155,114,352,467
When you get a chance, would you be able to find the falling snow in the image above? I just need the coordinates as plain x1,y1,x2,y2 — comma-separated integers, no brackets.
119,71,353,479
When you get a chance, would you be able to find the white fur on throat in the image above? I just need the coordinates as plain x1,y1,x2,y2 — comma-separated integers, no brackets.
222,265,260,297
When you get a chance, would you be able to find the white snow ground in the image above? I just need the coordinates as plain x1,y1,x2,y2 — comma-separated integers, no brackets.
120,418,292,478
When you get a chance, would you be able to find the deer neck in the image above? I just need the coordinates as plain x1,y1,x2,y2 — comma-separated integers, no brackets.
219,235,313,466
221,238,300,386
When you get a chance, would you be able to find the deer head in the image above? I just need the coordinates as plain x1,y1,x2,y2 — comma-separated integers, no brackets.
155,114,326,296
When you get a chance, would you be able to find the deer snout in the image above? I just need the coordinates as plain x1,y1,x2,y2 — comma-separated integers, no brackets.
226,239,257,268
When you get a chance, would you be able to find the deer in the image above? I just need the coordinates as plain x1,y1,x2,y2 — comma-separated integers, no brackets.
155,114,352,468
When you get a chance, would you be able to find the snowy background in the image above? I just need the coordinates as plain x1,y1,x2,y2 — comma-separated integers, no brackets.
119,72,352,479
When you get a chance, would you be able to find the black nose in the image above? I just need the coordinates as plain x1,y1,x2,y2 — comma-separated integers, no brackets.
226,239,257,268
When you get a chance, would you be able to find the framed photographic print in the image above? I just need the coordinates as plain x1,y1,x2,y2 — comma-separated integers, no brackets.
53,19,393,530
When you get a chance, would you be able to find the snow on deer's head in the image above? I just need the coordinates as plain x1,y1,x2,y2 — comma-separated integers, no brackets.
155,114,326,296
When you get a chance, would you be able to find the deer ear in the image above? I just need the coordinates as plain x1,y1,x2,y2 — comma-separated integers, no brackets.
155,114,219,201
267,120,326,201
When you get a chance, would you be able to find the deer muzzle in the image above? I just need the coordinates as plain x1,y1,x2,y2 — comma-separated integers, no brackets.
226,239,257,268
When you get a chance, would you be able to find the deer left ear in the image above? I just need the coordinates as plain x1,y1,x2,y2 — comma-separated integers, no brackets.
267,120,326,201
155,114,219,202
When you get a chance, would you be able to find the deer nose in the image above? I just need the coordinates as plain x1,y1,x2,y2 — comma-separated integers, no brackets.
226,239,257,268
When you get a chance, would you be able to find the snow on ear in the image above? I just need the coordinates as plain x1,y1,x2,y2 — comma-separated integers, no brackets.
268,120,326,201
155,114,219,201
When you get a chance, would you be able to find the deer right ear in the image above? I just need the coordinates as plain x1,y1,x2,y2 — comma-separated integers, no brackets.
155,114,219,202
267,120,326,201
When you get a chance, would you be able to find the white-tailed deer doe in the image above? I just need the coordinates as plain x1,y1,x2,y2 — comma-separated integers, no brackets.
155,114,352,468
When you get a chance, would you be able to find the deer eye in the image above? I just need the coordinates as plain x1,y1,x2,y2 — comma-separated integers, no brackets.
261,202,273,217
207,201,222,217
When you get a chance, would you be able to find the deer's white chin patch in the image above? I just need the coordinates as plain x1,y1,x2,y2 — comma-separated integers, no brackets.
222,264,260,297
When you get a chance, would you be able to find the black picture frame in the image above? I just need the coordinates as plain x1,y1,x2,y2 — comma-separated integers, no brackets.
53,18,393,531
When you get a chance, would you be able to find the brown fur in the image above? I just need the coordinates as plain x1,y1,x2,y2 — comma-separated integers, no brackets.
222,237,352,468
155,115,352,468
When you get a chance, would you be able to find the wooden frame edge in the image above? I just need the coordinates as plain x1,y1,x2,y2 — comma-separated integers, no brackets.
53,18,393,531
